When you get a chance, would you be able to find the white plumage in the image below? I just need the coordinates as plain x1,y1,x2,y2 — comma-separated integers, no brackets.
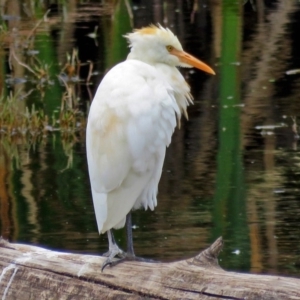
86,25,214,268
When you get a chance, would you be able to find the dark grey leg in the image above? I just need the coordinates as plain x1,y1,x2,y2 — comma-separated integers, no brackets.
126,212,135,257
101,212,158,272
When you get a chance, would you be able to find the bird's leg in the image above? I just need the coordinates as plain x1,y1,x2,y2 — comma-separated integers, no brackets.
125,212,158,263
102,212,158,271
102,229,125,257
126,212,135,257
101,230,125,271
102,215,134,271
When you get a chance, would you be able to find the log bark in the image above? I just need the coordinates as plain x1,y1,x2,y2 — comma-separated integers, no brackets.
0,237,300,300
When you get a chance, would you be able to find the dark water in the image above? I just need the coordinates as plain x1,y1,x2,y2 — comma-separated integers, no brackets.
1,0,300,278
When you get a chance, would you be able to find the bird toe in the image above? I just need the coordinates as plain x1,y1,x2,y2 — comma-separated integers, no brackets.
101,246,126,271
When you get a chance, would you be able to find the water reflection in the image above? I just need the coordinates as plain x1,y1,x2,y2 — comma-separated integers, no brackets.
0,0,300,277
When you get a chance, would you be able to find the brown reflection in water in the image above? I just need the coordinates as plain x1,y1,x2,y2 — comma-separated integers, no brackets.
0,136,21,241
19,149,43,244
0,146,12,239
56,0,77,63
242,1,297,141
246,134,282,274
7,0,26,102
241,1,298,274
248,197,263,273
263,135,278,273
210,0,222,58
6,0,20,29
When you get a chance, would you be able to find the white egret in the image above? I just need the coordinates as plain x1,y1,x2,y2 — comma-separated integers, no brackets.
86,24,215,270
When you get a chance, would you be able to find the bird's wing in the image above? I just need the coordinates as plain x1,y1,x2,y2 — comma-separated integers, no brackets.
87,60,179,192
86,60,179,231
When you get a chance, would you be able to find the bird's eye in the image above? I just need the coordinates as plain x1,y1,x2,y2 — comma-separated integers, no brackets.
166,45,174,52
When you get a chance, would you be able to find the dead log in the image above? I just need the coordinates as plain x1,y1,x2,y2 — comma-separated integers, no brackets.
0,237,299,300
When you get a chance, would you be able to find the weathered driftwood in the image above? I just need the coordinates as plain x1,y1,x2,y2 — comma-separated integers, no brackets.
0,237,300,300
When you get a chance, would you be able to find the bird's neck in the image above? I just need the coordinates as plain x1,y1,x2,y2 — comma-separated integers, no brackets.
126,54,193,123
152,63,193,123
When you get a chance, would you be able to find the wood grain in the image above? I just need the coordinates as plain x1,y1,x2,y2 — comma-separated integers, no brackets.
0,237,299,300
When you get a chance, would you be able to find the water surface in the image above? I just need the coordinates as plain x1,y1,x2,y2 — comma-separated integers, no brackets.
0,0,300,277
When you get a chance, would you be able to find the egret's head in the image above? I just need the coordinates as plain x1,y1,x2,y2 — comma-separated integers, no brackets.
125,24,215,75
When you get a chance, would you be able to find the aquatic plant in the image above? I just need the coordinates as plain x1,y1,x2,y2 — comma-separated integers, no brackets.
0,90,86,138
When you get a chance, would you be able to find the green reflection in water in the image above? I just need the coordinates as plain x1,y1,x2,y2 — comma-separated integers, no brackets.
103,0,132,69
212,0,250,271
32,33,62,115
10,134,97,249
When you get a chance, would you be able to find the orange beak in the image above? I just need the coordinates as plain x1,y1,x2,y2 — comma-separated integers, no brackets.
170,48,215,75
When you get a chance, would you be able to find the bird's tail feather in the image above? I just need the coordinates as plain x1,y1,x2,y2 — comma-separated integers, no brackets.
91,189,107,234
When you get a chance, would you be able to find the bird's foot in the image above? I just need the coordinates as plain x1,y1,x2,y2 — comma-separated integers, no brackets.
101,244,125,272
102,253,158,271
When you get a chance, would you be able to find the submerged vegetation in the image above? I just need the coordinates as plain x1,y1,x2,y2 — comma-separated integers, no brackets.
0,5,95,159
0,89,86,137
